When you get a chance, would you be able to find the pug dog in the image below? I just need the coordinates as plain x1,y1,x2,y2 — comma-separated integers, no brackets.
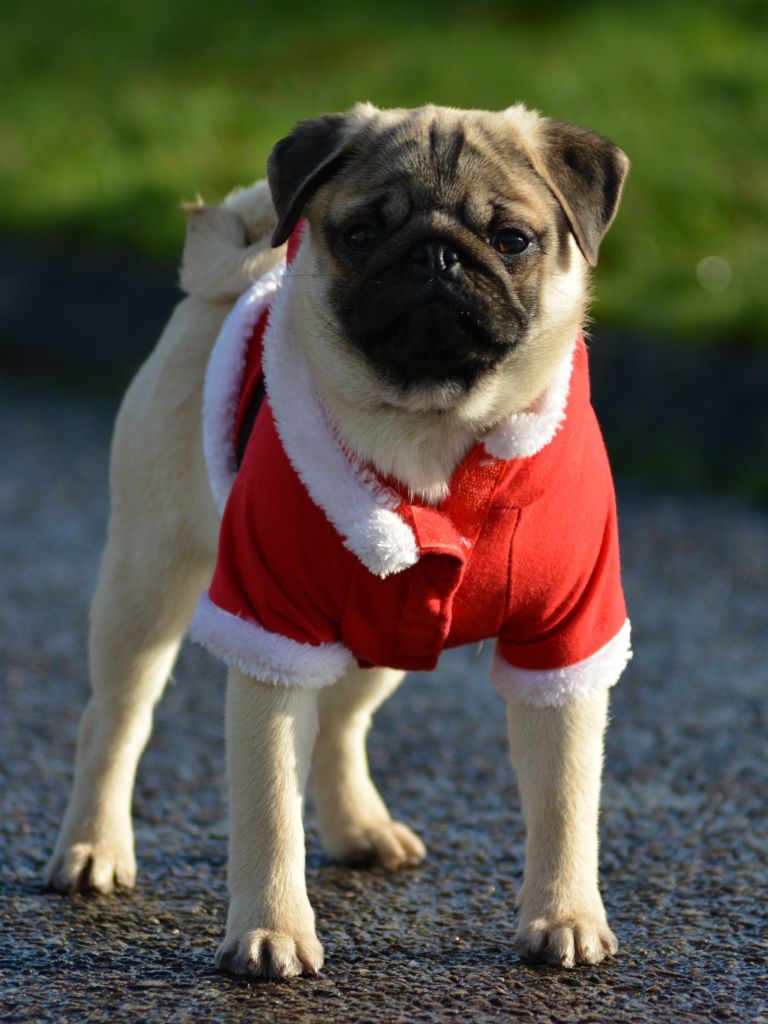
44,103,631,978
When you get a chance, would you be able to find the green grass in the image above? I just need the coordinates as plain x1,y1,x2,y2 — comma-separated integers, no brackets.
1,0,766,344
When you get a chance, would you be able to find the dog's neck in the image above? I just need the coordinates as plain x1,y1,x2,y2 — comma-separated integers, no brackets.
308,332,580,505
319,379,512,504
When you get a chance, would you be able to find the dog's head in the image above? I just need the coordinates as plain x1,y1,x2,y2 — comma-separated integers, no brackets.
267,103,628,419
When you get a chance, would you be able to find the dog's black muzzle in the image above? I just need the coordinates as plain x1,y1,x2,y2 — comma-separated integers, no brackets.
345,238,514,389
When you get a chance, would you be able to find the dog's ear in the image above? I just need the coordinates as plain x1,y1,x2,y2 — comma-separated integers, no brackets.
268,113,358,247
527,119,629,266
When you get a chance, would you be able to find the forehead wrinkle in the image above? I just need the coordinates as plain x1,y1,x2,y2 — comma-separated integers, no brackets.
357,115,463,203
330,115,552,224
326,178,411,222
472,122,558,202
463,142,535,194
433,129,544,210
462,190,543,229
428,119,467,181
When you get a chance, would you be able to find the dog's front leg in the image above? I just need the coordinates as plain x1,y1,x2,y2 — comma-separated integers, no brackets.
216,668,324,980
311,665,426,869
506,689,618,968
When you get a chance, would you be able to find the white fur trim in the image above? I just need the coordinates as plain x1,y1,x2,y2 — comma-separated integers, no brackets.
201,230,418,577
489,619,632,707
483,343,575,460
260,229,419,578
201,261,286,515
189,593,352,688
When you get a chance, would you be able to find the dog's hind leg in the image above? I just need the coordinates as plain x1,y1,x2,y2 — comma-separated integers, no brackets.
44,324,219,894
44,526,213,894
310,665,426,870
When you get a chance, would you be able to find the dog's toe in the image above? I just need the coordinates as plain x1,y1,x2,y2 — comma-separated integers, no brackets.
216,929,324,981
44,841,136,895
369,821,427,870
332,820,427,870
516,915,618,968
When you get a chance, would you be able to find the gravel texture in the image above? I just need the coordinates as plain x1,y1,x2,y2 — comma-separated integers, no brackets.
1,381,767,1023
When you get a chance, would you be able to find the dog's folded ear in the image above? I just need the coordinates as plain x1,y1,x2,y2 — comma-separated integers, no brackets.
180,181,282,302
525,119,629,266
268,107,374,247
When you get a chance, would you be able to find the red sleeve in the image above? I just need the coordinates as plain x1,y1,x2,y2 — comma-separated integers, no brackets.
498,494,627,671
497,418,628,672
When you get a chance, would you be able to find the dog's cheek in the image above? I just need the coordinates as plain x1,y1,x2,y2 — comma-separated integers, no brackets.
537,236,588,332
490,257,544,342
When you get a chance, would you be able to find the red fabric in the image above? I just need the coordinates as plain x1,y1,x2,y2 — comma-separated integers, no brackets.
207,303,627,676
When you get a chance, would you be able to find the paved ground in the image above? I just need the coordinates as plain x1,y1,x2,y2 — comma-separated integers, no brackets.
1,381,766,1023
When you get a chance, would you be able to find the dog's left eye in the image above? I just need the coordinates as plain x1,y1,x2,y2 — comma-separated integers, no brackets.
344,225,380,251
491,229,530,256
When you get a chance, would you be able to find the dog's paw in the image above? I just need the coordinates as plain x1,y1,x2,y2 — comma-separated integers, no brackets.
516,914,618,968
43,841,136,895
330,820,427,871
215,929,324,980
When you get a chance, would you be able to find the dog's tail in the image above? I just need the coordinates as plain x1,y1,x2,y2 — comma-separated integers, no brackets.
179,180,285,303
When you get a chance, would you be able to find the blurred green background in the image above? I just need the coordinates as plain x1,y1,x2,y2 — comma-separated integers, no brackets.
1,0,766,347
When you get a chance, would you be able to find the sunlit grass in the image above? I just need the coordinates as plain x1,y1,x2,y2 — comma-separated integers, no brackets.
0,0,765,343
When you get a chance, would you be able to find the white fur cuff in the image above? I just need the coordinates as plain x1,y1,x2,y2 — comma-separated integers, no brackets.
202,261,286,516
189,593,353,688
489,619,632,707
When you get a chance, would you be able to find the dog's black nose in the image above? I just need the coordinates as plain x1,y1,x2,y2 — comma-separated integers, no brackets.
408,239,461,279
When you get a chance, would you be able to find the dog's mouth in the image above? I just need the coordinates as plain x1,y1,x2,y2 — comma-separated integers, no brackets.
350,292,513,394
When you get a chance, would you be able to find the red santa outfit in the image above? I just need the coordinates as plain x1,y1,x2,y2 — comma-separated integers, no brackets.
190,226,632,707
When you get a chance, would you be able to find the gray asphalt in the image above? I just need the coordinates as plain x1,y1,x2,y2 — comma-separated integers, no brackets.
1,381,766,1023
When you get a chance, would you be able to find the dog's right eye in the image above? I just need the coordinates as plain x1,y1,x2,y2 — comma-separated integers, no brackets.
491,228,530,256
343,225,380,251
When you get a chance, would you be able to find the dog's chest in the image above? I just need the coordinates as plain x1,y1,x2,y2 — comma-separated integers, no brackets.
344,474,520,673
